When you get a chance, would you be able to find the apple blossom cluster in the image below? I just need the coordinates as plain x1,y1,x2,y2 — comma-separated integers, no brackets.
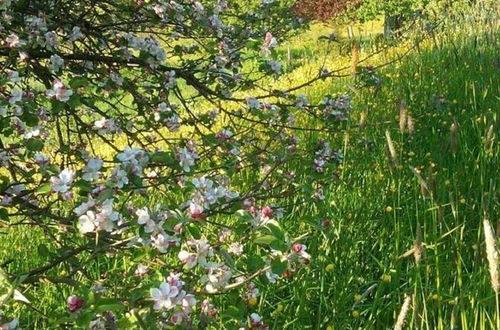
177,143,199,172
154,102,181,131
150,273,196,325
187,176,238,219
131,204,180,253
46,80,73,102
93,118,121,135
249,313,269,329
76,199,120,234
50,168,75,200
262,32,278,56
248,204,283,227
321,94,353,121
313,140,343,173
290,243,311,265
122,33,166,66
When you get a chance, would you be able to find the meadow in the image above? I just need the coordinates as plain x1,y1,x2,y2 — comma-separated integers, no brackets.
0,1,498,329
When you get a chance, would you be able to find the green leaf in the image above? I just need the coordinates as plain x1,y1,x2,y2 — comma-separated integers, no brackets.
271,258,288,276
45,164,61,175
50,100,65,115
36,183,52,194
37,244,51,258
270,239,288,252
69,77,89,89
164,217,182,231
96,189,113,202
0,208,9,221
247,255,265,272
116,317,134,328
68,94,81,109
74,180,92,195
132,250,148,262
95,302,125,313
223,305,244,320
234,222,248,235
150,151,175,165
130,175,143,188
26,138,44,151
254,235,277,245
218,248,235,268
187,223,202,239
265,220,285,241
20,110,39,127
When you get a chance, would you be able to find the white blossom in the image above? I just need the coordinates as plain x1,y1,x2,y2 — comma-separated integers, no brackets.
9,87,22,104
50,168,75,193
49,54,64,71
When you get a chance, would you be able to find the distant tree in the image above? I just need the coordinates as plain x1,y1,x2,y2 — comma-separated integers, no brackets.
293,0,362,21
352,0,428,38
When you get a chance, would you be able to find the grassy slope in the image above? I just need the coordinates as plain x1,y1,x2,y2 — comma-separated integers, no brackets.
263,17,499,330
1,11,499,330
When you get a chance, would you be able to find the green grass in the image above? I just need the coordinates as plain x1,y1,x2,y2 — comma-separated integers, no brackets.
1,6,499,330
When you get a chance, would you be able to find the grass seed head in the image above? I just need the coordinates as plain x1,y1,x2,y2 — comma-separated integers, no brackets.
483,218,500,294
485,124,495,150
414,225,423,266
407,115,415,135
385,130,399,170
398,100,408,133
394,294,412,330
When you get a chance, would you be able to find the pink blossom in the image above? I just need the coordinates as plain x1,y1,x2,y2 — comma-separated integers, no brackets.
150,282,179,310
46,80,73,102
188,202,205,220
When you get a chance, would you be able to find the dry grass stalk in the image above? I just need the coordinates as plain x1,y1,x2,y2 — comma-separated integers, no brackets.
483,218,500,294
414,225,423,265
350,42,360,76
410,167,434,200
449,192,457,220
427,169,437,199
450,121,458,154
359,110,367,130
394,294,412,330
485,124,495,150
385,130,399,169
411,294,419,328
399,226,424,265
450,303,458,329
398,100,407,133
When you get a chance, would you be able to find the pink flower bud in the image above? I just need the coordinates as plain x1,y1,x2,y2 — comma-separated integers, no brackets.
67,295,84,312
173,223,183,234
249,206,257,216
189,203,205,220
292,243,303,253
261,206,273,219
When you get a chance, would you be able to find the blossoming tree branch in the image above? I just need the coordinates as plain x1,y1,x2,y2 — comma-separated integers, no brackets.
0,0,391,328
